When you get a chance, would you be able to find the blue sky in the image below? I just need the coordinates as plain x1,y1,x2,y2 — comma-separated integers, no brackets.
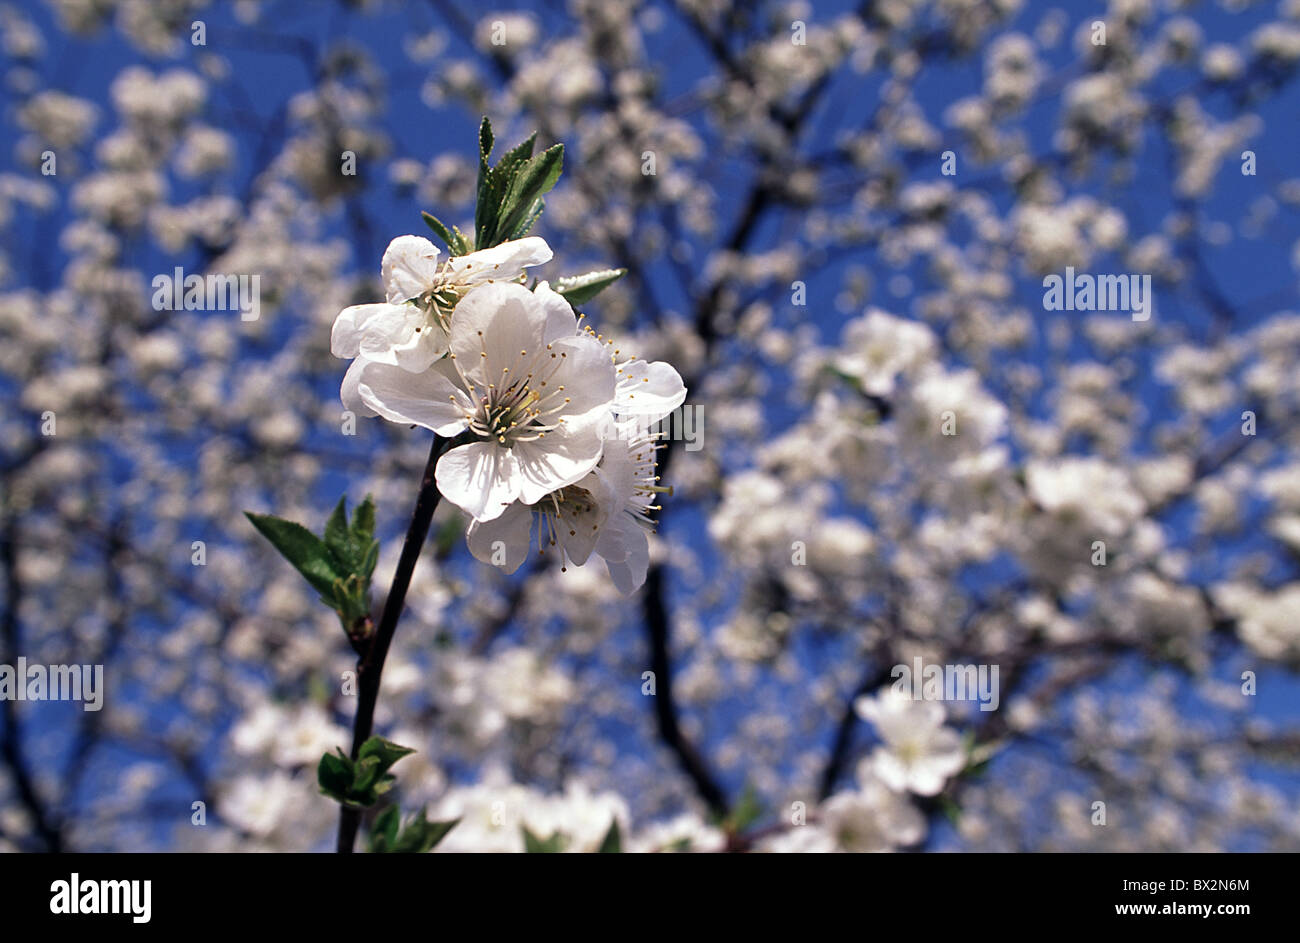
6,0,1300,847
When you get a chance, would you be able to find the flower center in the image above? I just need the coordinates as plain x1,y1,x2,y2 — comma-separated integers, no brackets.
416,285,462,333
473,382,542,442
450,337,575,446
534,486,601,571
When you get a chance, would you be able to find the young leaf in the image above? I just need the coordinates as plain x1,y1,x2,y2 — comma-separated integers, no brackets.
475,118,498,249
421,211,469,255
721,783,764,833
521,826,566,853
317,749,355,804
358,736,416,769
317,738,417,809
479,115,494,165
244,511,340,599
351,755,382,795
404,815,458,853
496,143,563,243
369,805,401,852
352,494,376,547
323,496,351,564
596,819,622,853
360,540,379,581
370,807,459,853
554,268,627,306
509,197,546,240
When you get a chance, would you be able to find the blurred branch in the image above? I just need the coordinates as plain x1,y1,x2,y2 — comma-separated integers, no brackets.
641,563,728,817
0,515,63,852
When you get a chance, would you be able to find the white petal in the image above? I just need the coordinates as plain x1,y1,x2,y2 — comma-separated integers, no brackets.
466,502,533,573
511,421,605,506
615,359,687,421
356,359,470,436
436,441,523,522
448,282,549,387
382,235,441,304
593,507,636,564
550,476,612,566
354,304,430,367
870,753,911,793
446,236,552,285
389,323,447,373
340,356,378,417
534,280,580,342
332,303,403,359
603,528,649,594
545,334,618,418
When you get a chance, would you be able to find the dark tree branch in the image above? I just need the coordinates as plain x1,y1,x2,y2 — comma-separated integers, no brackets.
336,434,446,853
0,516,63,852
642,563,728,817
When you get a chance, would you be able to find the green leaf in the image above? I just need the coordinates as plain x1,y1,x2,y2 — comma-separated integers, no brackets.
554,268,627,306
721,783,764,833
360,540,379,581
351,755,383,795
470,116,562,249
475,118,498,249
317,749,355,804
596,819,622,853
358,736,416,769
509,197,546,240
244,511,340,599
521,826,567,853
323,495,350,562
353,494,375,547
370,808,459,854
317,738,416,809
495,143,563,245
370,805,401,852
410,816,459,853
395,812,458,853
479,115,494,166
421,211,469,255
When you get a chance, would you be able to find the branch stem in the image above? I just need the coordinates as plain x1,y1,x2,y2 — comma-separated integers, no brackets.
336,434,445,853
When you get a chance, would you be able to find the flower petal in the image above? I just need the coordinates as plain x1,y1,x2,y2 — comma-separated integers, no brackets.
546,334,618,419
340,356,378,417
603,528,649,594
448,282,549,386
550,473,613,566
445,236,552,285
332,303,404,359
356,359,470,436
382,235,441,304
511,420,605,506
354,303,438,369
466,502,533,573
615,359,687,422
534,280,579,343
436,441,523,522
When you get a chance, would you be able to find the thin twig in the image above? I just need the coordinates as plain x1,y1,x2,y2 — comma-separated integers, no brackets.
337,434,446,853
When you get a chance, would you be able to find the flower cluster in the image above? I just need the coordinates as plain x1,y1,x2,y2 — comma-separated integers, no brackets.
332,234,686,593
